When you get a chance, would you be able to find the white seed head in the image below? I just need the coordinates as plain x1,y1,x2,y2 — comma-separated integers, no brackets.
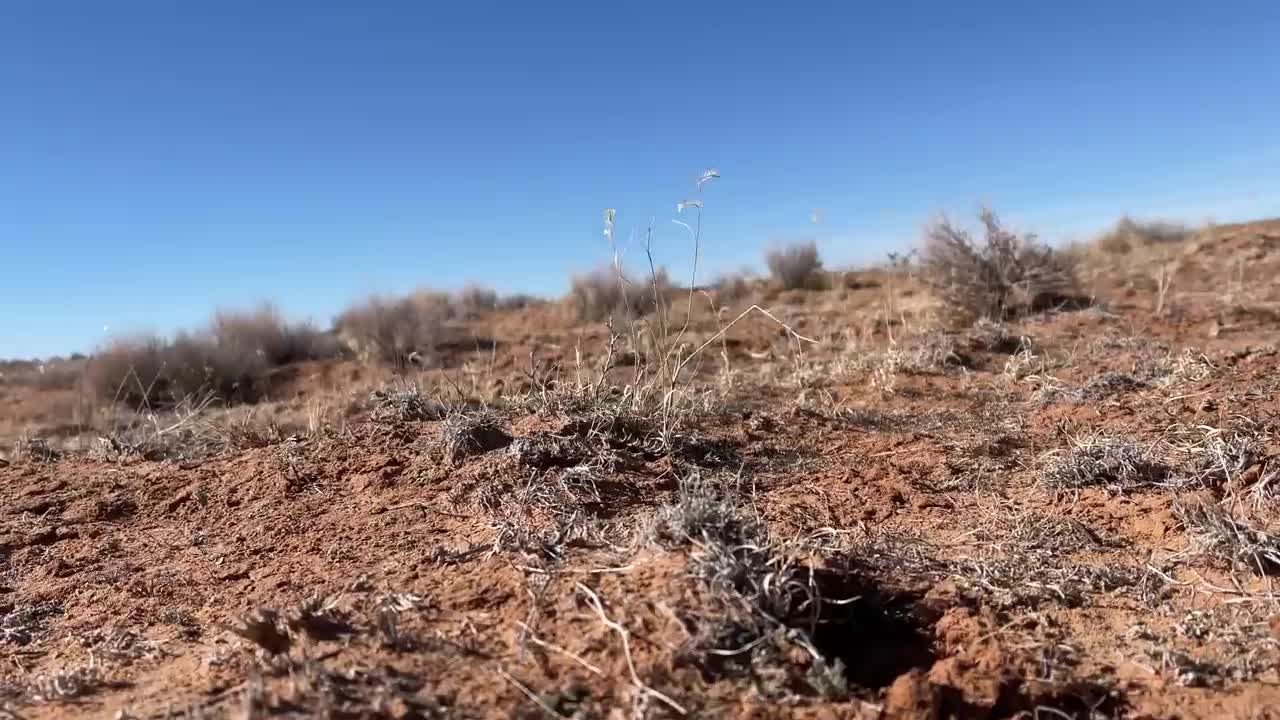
603,208,616,238
697,168,721,187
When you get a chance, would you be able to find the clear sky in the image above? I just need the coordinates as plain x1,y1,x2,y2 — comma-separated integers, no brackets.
2,1,1277,358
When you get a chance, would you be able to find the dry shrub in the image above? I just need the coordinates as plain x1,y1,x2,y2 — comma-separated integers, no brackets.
921,209,1080,321
569,264,674,322
0,358,84,390
766,241,827,290
211,303,342,365
456,284,499,315
84,333,269,408
335,291,455,367
1096,217,1195,254
713,271,755,306
496,293,542,311
85,306,341,409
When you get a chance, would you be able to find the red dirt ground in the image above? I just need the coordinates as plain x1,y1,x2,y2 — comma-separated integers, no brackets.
3,220,1280,719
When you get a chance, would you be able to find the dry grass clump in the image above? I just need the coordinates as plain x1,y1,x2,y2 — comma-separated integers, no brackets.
368,386,446,423
1096,217,1196,254
442,409,512,462
335,291,456,368
1,602,62,646
25,664,113,703
645,475,762,549
568,264,674,323
897,332,963,374
11,435,59,463
1175,497,1280,575
766,241,828,291
1041,438,1171,491
1083,371,1149,399
643,477,898,699
1195,433,1264,487
921,209,1080,321
964,318,1022,354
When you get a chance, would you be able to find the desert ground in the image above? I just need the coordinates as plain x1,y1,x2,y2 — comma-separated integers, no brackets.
3,218,1280,719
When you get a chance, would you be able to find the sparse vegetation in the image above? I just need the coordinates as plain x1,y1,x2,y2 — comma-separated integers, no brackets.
568,264,674,322
496,293,542,311
210,303,340,366
1041,437,1171,491
1097,216,1196,253
766,241,827,290
368,385,445,423
1175,497,1280,575
456,284,499,315
334,290,456,367
442,408,512,462
0,358,84,390
83,306,342,409
921,209,1080,320
712,270,755,306
85,332,269,408
6,206,1280,719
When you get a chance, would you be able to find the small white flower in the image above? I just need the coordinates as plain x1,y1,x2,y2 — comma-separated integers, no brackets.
697,168,721,187
677,199,704,212
603,208,616,237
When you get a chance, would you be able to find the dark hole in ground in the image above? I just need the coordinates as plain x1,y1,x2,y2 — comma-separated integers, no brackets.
803,568,938,691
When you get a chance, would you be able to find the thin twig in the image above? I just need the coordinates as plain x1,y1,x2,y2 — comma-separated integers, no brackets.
497,667,570,720
515,622,605,676
575,582,686,715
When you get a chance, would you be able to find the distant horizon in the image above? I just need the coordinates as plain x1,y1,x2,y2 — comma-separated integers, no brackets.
4,2,1278,358
7,207,1275,363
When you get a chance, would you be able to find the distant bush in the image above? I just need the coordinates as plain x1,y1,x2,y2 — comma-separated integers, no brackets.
86,306,344,409
713,271,755,305
921,209,1080,321
456,284,499,315
335,291,455,368
0,358,84,390
569,265,674,323
211,303,340,366
496,293,542,311
85,332,268,408
766,242,827,290
1096,217,1195,254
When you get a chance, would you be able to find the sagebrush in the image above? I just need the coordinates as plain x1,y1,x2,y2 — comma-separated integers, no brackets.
921,209,1079,320
334,291,456,368
569,264,674,323
1096,217,1195,254
86,306,341,409
766,241,827,291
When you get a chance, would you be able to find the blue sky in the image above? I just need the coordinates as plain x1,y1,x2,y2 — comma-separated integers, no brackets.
2,1,1277,358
